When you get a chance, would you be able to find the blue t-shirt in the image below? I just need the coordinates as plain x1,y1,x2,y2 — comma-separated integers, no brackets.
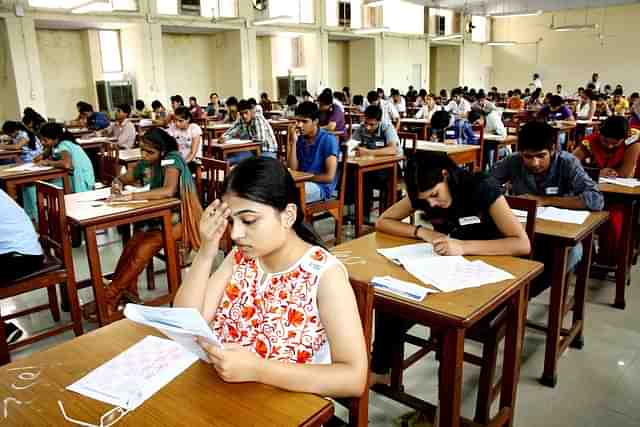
0,189,43,256
296,128,339,200
540,105,573,121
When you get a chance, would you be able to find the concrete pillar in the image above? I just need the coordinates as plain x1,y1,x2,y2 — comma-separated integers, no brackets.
239,26,258,99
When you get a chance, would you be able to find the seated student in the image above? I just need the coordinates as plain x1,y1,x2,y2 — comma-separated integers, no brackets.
103,104,136,148
415,94,440,121
523,87,532,102
167,106,203,166
188,97,205,120
133,100,152,119
318,91,346,139
577,89,596,120
538,95,575,122
471,91,496,114
610,88,629,115
595,94,612,118
333,91,346,109
22,107,46,133
507,89,524,110
490,121,604,287
0,121,43,163
342,86,352,105
572,116,640,266
527,88,544,110
206,93,223,118
630,95,640,130
445,87,471,119
151,100,168,121
248,97,263,116
171,95,185,112
85,128,202,320
415,89,428,107
259,92,273,112
220,99,278,164
370,151,530,385
555,84,565,98
74,103,110,131
287,102,339,203
352,95,365,113
366,90,400,130
284,95,298,118
173,157,367,397
390,89,406,117
302,90,314,103
67,101,91,127
224,96,239,124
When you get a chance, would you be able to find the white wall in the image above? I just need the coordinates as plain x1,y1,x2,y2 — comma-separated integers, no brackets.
0,20,18,122
383,0,424,34
349,38,376,96
461,42,493,91
328,40,349,90
430,45,461,92
491,4,640,93
36,29,94,121
381,36,428,92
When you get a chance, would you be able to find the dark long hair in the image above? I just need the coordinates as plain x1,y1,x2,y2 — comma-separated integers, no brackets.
222,157,325,248
22,108,46,133
2,121,38,150
142,128,179,158
40,123,78,145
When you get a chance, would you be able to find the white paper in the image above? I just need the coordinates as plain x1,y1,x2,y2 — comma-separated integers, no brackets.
67,336,198,410
536,206,589,224
65,188,112,203
119,149,142,161
224,139,252,145
510,208,529,223
377,243,438,266
402,256,514,293
600,177,640,188
124,304,223,361
5,163,53,172
372,276,435,301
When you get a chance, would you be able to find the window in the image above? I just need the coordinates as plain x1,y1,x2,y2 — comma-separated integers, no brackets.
269,0,314,24
471,16,488,43
339,1,352,27
292,37,304,68
99,31,123,74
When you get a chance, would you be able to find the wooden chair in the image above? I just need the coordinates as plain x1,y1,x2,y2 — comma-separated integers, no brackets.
333,278,374,427
0,181,83,365
303,143,349,245
100,142,121,184
390,196,537,424
471,123,486,172
272,122,292,163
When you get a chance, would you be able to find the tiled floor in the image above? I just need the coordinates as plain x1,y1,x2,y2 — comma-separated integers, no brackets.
5,216,640,426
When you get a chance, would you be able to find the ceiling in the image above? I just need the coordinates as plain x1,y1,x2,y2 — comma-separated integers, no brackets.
402,0,640,15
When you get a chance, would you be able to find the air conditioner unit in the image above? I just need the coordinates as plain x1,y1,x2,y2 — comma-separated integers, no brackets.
436,16,446,36
180,0,201,16
96,80,134,113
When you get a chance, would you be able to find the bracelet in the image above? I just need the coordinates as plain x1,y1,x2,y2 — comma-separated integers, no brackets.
413,225,423,238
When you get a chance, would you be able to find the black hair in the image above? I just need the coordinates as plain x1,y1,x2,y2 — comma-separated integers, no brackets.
600,116,629,141
135,100,145,111
507,90,514,97
533,73,540,79
286,95,298,106
40,122,78,145
151,100,163,110
430,110,451,142
549,95,563,108
294,101,320,121
451,88,462,97
491,86,498,91
142,127,179,156
518,121,555,152
439,89,448,97
582,89,594,101
22,108,46,132
318,91,333,106
226,96,238,107
210,92,219,98
174,106,192,121
366,90,378,103
353,95,364,106
117,103,131,116
248,98,258,106
390,88,400,97
587,83,596,91
524,88,531,94
238,99,252,112
364,105,382,121
477,91,487,99
630,92,639,100
419,89,428,97
302,90,312,98
604,84,612,90
613,88,624,96
78,102,93,114
222,156,325,248
2,120,38,150
334,91,346,103
468,110,482,124
171,95,184,106
189,96,197,103
260,92,269,100
342,86,350,95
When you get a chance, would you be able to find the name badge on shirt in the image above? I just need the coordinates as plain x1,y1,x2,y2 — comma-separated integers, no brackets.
161,159,175,167
545,187,559,195
459,216,481,226
375,140,385,148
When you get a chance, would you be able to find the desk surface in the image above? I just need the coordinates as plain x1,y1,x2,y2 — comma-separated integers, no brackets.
332,232,543,326
290,170,314,183
534,211,609,242
347,154,404,167
483,134,519,143
0,164,66,179
599,182,640,196
414,141,481,154
401,118,430,124
0,320,333,427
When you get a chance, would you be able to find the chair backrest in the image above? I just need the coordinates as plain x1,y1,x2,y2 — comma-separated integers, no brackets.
35,181,74,271
272,123,291,162
398,131,417,157
198,156,229,207
100,142,120,184
335,143,349,206
505,195,537,259
471,123,485,172
583,166,601,183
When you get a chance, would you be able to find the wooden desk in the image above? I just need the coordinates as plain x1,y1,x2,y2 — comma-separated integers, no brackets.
0,320,333,426
208,141,262,161
551,122,577,150
332,232,544,427
0,149,21,163
400,118,430,140
532,211,609,387
598,183,640,309
290,170,314,211
77,136,117,151
414,141,481,170
65,190,181,326
0,164,71,200
482,134,519,164
67,127,95,137
348,154,403,237
205,123,232,140
118,148,143,166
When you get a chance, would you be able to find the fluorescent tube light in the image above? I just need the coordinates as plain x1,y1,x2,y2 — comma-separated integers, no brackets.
487,41,516,46
551,24,598,32
364,0,385,7
252,15,296,26
431,34,463,41
490,10,543,18
352,27,390,34
71,0,112,14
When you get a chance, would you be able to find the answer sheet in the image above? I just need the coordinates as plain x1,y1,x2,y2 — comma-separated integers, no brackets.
377,243,438,265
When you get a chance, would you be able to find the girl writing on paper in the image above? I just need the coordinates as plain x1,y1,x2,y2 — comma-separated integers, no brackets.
370,151,530,386
174,157,368,398
82,128,203,321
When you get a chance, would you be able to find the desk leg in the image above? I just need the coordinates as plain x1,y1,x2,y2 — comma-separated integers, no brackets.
298,183,307,215
388,164,398,209
437,327,464,427
614,203,634,309
5,181,18,200
355,168,364,238
162,212,181,299
62,175,72,194
541,245,569,387
500,284,529,427
84,226,109,327
571,233,593,348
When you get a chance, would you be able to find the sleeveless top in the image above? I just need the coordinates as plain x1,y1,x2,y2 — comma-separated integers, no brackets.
211,246,343,365
579,132,639,169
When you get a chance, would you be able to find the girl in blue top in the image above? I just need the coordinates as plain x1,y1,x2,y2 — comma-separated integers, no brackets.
0,121,43,163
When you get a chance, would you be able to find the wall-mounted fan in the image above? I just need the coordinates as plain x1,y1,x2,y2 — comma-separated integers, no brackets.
253,0,268,11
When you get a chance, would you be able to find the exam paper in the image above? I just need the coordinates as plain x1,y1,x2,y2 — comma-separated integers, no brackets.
372,276,435,301
124,304,223,361
67,336,198,410
377,243,438,266
402,256,514,292
5,163,53,172
536,207,589,224
600,177,640,188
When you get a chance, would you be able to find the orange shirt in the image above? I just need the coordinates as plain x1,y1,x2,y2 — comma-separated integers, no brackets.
507,98,524,110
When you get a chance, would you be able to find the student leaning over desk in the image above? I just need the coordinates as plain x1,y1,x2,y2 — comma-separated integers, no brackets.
174,157,368,398
370,151,531,387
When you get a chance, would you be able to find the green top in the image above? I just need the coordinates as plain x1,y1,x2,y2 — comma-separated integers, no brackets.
52,140,95,193
132,150,194,195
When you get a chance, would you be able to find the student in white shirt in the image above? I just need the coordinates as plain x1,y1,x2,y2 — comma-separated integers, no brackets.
104,104,136,149
532,73,543,90
367,90,400,130
445,88,471,119
415,94,440,121
577,89,596,121
588,73,601,92
168,106,203,166
390,89,406,117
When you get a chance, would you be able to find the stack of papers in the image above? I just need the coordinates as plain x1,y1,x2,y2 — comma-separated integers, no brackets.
403,256,515,293
377,243,437,265
224,139,252,145
124,304,223,361
67,335,198,410
371,276,435,301
537,207,589,224
600,177,640,188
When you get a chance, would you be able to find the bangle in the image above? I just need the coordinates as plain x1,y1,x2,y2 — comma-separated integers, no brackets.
413,225,423,238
